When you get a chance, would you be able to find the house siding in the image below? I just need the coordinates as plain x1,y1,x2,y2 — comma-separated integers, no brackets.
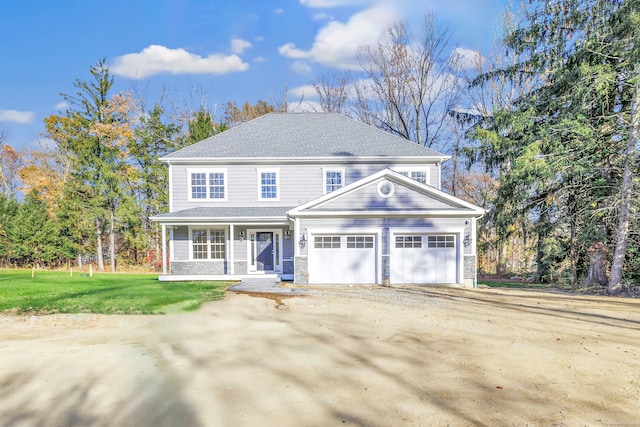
170,162,441,212
314,180,458,211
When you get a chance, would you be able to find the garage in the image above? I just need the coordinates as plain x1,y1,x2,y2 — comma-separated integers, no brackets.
308,235,377,284
391,234,457,284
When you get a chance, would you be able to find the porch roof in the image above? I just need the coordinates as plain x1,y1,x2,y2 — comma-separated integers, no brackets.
151,206,293,223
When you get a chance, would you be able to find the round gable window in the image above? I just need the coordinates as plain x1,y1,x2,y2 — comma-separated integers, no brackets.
377,180,395,198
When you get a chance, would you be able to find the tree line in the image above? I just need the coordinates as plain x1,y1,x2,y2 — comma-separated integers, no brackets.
1,1,638,294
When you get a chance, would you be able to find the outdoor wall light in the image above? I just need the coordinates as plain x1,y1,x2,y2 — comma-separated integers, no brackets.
239,230,245,241
463,234,472,247
285,230,291,239
299,233,306,249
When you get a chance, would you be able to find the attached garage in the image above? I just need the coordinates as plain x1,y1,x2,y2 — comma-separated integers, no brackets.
308,234,377,284
391,234,458,284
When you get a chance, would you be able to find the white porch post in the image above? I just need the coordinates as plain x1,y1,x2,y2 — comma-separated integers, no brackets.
161,224,167,276
229,224,235,275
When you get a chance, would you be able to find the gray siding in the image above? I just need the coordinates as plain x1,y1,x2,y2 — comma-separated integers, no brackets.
170,161,441,211
315,180,456,211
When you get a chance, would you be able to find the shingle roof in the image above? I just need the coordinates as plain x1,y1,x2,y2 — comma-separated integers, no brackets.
163,113,447,160
152,206,292,221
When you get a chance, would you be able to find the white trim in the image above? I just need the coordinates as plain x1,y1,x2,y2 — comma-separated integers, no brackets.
186,168,228,202
322,167,345,195
168,165,174,212
257,168,280,201
160,156,450,165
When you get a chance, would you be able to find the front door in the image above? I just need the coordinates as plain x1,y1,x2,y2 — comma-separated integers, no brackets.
256,232,274,271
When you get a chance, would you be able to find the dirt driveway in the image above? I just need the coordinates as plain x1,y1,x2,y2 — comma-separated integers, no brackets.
1,286,639,426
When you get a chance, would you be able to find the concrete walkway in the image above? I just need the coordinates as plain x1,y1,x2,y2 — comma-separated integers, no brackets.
228,278,310,295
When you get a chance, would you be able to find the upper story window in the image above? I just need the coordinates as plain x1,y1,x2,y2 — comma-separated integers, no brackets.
258,168,279,200
396,168,429,185
323,168,344,194
188,169,227,201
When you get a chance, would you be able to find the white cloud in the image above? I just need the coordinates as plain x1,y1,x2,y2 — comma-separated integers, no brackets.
274,7,284,14
312,12,333,21
231,38,252,54
55,101,69,111
254,56,267,63
0,109,34,123
451,47,484,70
290,61,313,75
290,84,317,99
111,45,249,79
278,5,400,69
288,99,322,112
255,35,265,42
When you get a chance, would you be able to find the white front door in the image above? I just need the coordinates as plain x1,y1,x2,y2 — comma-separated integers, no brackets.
248,229,283,273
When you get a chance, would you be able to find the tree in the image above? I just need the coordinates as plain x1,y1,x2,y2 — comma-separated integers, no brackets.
472,0,640,293
224,100,275,127
0,136,24,198
312,72,351,113
353,14,462,150
129,103,181,268
47,59,137,272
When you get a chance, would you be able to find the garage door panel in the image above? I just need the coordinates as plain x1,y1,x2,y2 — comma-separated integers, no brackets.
391,234,457,284
309,235,376,284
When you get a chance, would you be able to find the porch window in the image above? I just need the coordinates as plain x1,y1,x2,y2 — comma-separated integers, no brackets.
189,169,227,200
191,228,226,259
258,169,279,200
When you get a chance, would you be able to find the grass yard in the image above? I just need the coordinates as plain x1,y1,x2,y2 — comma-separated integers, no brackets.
0,269,233,315
478,280,551,289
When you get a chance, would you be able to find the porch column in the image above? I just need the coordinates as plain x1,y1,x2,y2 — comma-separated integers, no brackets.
229,224,235,275
161,224,167,275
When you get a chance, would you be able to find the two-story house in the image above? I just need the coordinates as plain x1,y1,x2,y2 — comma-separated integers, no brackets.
151,112,484,286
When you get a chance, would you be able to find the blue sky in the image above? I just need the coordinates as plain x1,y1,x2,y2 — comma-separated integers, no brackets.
0,0,510,151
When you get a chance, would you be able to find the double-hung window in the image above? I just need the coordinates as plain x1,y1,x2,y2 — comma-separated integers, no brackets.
323,168,344,194
258,169,279,200
191,228,226,260
189,169,227,201
396,168,429,185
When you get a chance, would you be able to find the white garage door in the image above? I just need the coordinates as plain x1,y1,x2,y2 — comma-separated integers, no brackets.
308,235,377,284
391,235,457,284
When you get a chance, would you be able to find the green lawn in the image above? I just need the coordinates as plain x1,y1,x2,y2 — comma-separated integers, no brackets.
0,270,233,315
478,280,551,289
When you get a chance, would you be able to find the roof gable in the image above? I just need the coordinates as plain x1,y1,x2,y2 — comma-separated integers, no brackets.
288,169,485,217
163,113,448,161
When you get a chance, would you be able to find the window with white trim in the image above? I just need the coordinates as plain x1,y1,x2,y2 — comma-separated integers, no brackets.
395,235,422,248
189,169,227,200
323,169,344,193
427,235,455,248
191,228,226,260
314,236,341,248
346,236,374,248
258,169,279,200
396,169,429,184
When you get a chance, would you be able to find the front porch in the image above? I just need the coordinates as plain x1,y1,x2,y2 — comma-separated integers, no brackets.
151,206,297,279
